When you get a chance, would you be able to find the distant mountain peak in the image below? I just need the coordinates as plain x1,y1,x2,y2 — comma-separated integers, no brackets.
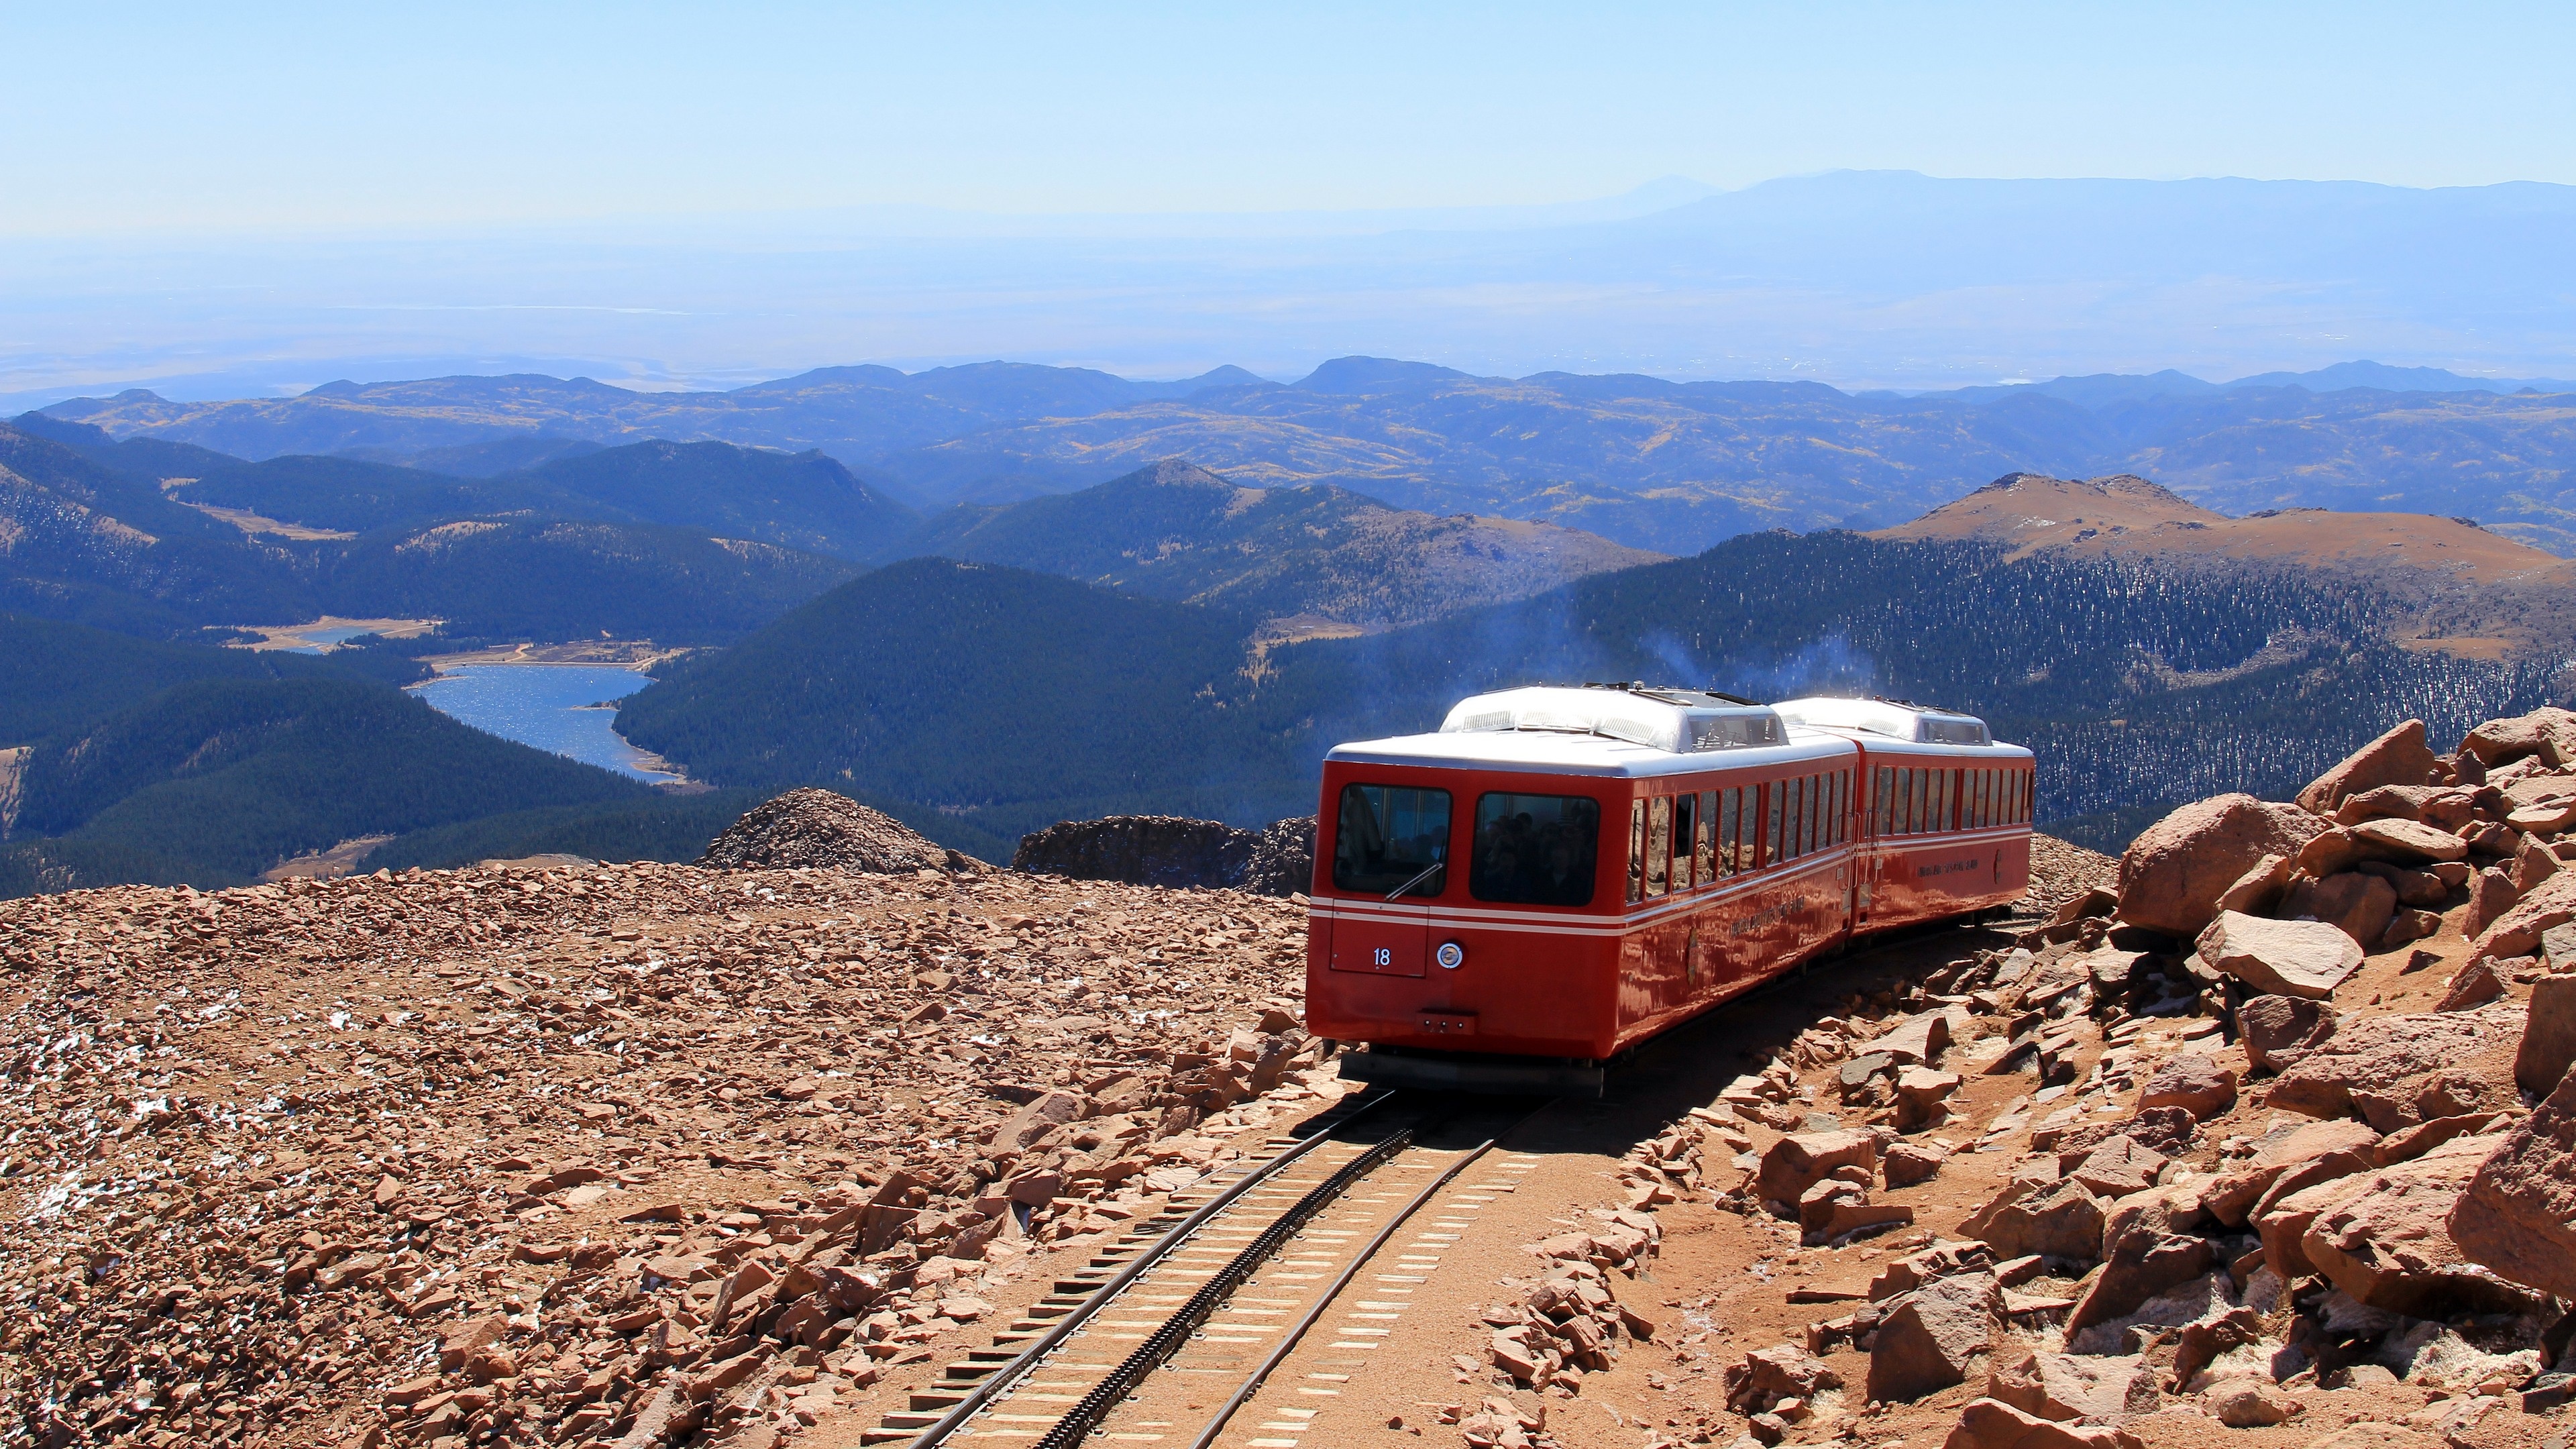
1292,356,1478,394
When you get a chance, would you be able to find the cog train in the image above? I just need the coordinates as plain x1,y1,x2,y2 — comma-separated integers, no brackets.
1303,686,2033,1092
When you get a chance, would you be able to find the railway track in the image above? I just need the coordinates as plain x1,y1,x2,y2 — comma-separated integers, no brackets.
859,1090,1544,1448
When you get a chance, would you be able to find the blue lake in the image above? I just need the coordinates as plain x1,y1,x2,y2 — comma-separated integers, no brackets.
410,664,679,782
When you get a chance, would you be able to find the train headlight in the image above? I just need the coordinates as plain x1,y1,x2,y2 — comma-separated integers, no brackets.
1435,941,1464,971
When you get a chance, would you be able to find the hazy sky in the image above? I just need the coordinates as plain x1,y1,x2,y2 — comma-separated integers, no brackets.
7,1,2572,235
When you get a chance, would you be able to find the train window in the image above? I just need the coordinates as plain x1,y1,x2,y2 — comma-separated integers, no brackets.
1646,796,1672,897
1793,775,1812,858
1695,790,1717,884
1671,792,1698,890
1872,767,1893,837
1935,769,1955,832
1719,787,1743,874
1982,770,1997,827
1332,784,1452,897
1628,802,1646,902
1829,771,1847,845
1470,792,1599,907
1765,780,1786,865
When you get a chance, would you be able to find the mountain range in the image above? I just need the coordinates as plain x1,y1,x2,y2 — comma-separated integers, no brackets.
38,355,2576,555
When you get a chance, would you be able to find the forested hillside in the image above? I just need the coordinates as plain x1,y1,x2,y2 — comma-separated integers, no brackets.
894,458,1662,627
4,678,649,888
621,533,2569,851
0,423,863,647
614,558,1291,841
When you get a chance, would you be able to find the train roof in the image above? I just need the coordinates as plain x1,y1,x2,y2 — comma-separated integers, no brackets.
1774,695,2031,758
1327,686,1851,779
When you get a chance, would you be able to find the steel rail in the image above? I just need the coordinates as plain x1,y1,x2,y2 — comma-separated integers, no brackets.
1026,1126,1417,1449
1179,1130,1503,1449
906,1090,1392,1447
1181,1093,1568,1449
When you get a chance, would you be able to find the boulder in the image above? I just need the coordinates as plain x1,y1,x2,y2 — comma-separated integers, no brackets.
994,1089,1089,1152
2137,1053,2236,1120
2471,869,2576,959
2514,836,2563,894
2516,975,2576,1096
2116,795,2330,937
1799,1178,1868,1232
2257,1167,2368,1279
2464,706,2576,769
2237,994,2337,1075
1960,1178,2104,1262
1756,1130,1878,1208
2277,871,2399,950
2434,957,2506,1012
2298,720,2442,816
2194,912,2361,1001
2449,1066,2576,1300
1883,1141,1951,1189
1722,1342,1841,1415
2334,784,2453,826
2350,816,2471,864
2064,1232,2214,1334
2264,1004,2526,1131
2200,1118,2381,1228
2373,1110,2514,1167
2303,1133,2534,1318
1893,1067,1962,1132
2208,1382,2304,1429
2377,909,2443,951
1868,1271,2000,1403
1873,1010,1952,1067
1984,1352,2158,1421
2296,827,2368,878
2465,867,2522,940
2065,1135,2165,1199
2213,853,2293,916
1943,1399,2144,1449
2355,858,2449,908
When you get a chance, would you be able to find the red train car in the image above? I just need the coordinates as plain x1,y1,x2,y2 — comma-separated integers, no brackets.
1303,686,2034,1092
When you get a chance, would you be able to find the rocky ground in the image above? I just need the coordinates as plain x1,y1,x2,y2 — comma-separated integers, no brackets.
1510,708,2576,1449
14,698,2576,1449
0,830,1330,1449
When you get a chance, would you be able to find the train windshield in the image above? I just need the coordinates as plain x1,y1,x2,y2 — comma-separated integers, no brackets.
1332,784,1452,896
1470,792,1600,907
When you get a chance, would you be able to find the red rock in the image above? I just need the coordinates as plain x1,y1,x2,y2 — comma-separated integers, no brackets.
1984,1351,2157,1421
2209,1382,2304,1428
2471,869,2576,959
2196,912,2360,1000
2200,1118,2381,1228
1723,1342,1841,1414
2514,836,2563,893
2464,706,2576,769
1868,1271,1999,1403
1944,1398,2145,1449
1883,1141,1951,1188
2298,720,2442,816
2517,975,2576,1096
2435,957,2507,1012
2065,1136,2165,1199
2237,994,2337,1074
2450,1066,2576,1300
2351,816,2471,864
2278,871,2399,949
2302,1133,2534,1317
2264,1004,2526,1131
2213,853,2292,916
2138,1053,2236,1120
2116,794,2330,937
1959,1179,2104,1263
2465,867,2522,939
1756,1130,1878,1208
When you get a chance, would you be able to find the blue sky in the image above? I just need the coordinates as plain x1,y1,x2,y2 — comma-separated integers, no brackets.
5,1,2572,235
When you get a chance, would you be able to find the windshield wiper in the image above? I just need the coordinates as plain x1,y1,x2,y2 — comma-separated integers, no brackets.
1385,859,1446,902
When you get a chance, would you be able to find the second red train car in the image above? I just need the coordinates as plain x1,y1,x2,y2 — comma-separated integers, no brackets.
1303,686,2034,1091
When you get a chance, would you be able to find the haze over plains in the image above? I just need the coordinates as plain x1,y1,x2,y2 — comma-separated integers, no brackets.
5,4,2573,403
